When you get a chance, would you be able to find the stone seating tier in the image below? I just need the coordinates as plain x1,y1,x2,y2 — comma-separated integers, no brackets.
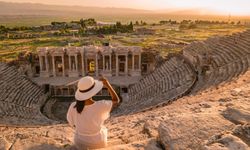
1,30,250,122
121,56,196,115
0,63,50,125
187,30,250,93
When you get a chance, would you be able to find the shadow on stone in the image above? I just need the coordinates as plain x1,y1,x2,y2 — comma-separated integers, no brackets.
27,144,76,150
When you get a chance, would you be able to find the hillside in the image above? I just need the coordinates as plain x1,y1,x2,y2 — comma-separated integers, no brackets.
0,1,150,16
0,1,250,26
0,1,151,26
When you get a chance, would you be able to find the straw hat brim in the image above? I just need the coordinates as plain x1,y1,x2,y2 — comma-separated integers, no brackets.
75,80,103,101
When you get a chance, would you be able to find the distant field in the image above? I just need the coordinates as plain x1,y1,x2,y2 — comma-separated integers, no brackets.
1,1,250,27
1,14,250,27
0,15,71,27
1,22,249,62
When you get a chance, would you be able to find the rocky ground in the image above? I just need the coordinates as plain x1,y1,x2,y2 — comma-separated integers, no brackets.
1,71,250,150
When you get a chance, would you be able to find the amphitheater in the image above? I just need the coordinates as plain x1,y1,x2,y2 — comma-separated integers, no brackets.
0,30,250,150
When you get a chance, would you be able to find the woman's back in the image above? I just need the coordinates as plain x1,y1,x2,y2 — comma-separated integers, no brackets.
66,76,120,149
67,100,112,135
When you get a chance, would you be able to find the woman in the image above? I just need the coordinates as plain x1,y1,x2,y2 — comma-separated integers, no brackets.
67,76,120,149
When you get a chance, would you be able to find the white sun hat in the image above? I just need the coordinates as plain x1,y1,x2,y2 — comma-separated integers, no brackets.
75,76,103,101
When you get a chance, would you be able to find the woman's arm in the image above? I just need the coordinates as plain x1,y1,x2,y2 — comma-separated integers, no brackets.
66,104,75,127
100,77,120,107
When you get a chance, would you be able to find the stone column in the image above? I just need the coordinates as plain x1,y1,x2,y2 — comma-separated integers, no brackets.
95,54,99,77
60,88,63,96
109,54,112,71
125,54,128,76
116,54,119,76
132,53,135,71
103,55,105,71
75,55,78,72
139,53,141,70
45,54,49,72
68,55,72,71
54,87,57,95
52,55,56,77
85,57,88,74
62,55,65,77
49,85,52,95
81,52,85,76
39,56,43,72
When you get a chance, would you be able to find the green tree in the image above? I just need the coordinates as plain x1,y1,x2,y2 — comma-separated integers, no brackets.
78,28,86,36
0,25,8,33
80,19,87,29
128,22,133,31
135,21,139,25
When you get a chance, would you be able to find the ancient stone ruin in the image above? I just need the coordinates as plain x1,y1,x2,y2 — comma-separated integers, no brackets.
1,30,250,124
0,30,249,149
32,46,155,99
117,29,250,115
119,55,197,114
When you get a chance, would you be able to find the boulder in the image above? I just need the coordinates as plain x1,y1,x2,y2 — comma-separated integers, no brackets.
158,113,234,150
204,134,249,150
203,143,229,150
232,124,250,145
221,107,250,124
231,88,243,97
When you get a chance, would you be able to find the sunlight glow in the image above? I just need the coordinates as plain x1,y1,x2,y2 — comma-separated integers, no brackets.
2,0,250,16
168,0,250,16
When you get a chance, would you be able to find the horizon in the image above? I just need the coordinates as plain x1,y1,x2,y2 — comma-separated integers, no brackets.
1,0,250,17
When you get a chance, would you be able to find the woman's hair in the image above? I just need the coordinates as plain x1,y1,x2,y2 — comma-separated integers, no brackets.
74,100,85,114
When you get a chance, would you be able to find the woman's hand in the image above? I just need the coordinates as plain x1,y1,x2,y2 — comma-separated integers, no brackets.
99,76,120,108
99,76,109,87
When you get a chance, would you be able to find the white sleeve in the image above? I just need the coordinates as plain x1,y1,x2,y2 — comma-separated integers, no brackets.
99,100,113,120
67,103,75,127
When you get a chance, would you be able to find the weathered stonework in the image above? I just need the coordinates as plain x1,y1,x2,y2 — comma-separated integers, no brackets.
35,45,155,97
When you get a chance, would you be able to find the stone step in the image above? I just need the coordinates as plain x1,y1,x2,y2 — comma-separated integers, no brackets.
220,38,247,57
125,58,195,114
206,41,233,65
0,63,47,124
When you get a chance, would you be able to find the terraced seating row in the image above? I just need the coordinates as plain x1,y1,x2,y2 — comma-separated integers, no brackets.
129,58,181,96
117,56,196,115
117,30,250,115
0,63,49,125
183,30,250,92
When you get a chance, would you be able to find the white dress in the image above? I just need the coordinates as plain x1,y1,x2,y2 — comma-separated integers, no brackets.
67,100,113,149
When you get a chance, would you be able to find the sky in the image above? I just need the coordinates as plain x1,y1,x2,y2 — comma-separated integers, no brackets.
2,0,250,16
